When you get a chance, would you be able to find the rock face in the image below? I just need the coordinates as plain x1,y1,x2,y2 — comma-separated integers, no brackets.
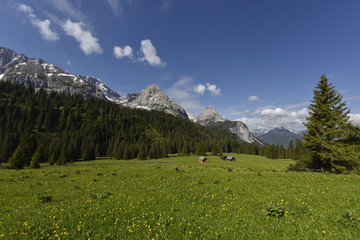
195,106,226,125
0,47,29,74
228,121,263,145
120,84,189,119
192,106,262,144
0,47,120,102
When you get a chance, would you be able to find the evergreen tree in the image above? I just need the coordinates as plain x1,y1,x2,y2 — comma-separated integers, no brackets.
277,144,286,159
9,145,26,169
287,139,295,159
49,153,56,165
182,141,190,156
294,139,305,160
196,142,206,156
30,148,41,168
137,143,147,160
303,75,360,171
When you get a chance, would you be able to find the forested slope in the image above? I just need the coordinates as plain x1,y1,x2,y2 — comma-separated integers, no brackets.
0,81,243,168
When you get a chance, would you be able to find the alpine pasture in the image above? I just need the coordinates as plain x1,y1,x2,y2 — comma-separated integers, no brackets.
1,154,359,239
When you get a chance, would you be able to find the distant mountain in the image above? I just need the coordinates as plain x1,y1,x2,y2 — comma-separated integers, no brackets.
0,47,120,102
251,128,270,137
191,106,262,144
119,84,188,119
255,126,303,147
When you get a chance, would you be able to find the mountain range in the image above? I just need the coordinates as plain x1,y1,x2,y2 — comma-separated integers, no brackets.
0,46,289,145
251,126,304,147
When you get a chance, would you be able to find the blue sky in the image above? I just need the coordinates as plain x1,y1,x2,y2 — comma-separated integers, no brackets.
1,0,360,130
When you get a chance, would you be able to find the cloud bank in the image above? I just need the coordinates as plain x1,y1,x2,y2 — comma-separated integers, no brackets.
238,107,308,130
62,20,103,55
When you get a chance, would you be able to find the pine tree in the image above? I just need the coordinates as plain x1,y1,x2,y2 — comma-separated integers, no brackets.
49,153,56,165
196,142,206,156
303,75,360,172
30,148,41,168
137,143,147,160
9,145,26,169
287,139,295,159
294,139,306,160
277,145,286,159
182,141,190,156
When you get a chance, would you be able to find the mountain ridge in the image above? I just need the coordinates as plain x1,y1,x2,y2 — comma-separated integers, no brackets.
253,126,304,147
191,106,262,144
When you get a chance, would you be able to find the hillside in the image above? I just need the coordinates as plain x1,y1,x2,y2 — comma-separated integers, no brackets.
0,81,243,167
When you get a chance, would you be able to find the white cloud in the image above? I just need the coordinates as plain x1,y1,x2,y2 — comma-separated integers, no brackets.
350,114,360,125
238,107,309,130
206,83,221,96
139,39,166,67
18,3,33,14
31,19,59,41
66,61,71,65
62,20,103,55
194,84,206,94
113,45,133,59
17,3,59,41
256,107,288,117
248,95,259,102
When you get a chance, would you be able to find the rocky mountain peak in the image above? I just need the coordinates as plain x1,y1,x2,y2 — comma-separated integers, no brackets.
119,84,189,119
0,47,29,74
191,106,262,144
196,106,226,125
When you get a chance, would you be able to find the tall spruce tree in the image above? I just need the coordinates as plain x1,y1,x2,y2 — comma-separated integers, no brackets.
303,75,359,172
287,139,295,159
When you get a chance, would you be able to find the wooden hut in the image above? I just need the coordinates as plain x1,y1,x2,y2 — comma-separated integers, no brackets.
198,156,208,163
226,156,236,161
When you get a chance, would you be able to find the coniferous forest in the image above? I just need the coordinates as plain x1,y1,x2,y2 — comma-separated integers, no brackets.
0,81,248,168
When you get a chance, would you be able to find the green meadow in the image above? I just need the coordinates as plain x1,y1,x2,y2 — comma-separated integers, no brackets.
1,154,360,239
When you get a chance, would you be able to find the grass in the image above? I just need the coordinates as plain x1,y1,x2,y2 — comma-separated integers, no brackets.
0,154,359,239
